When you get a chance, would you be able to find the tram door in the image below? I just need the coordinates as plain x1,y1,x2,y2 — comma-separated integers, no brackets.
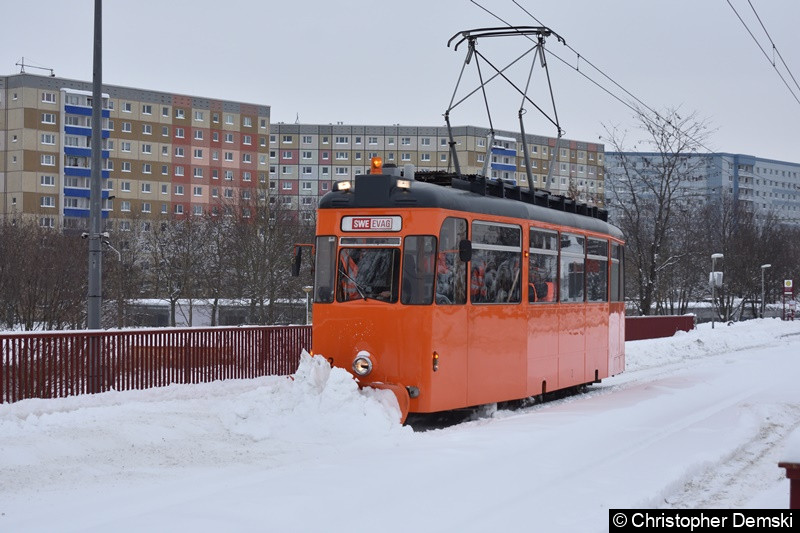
428,218,469,411
466,221,527,405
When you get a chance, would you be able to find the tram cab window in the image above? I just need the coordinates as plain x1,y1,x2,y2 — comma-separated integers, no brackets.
586,238,609,302
560,233,585,303
470,221,522,304
336,246,400,303
314,235,337,303
436,217,467,305
529,229,558,303
401,236,436,305
610,243,623,302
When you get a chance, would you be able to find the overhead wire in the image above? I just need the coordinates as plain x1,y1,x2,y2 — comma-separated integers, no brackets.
725,0,800,106
746,0,800,94
467,0,717,154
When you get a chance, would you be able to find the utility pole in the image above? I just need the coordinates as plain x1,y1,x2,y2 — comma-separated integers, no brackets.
87,0,103,392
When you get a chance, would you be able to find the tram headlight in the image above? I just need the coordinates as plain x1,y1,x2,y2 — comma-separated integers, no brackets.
352,352,373,377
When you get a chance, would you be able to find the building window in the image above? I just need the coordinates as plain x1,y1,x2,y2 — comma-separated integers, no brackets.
122,102,132,113
243,171,251,181
142,143,152,154
41,113,57,124
121,181,131,192
194,168,203,178
120,201,131,212
142,124,152,135
40,196,56,208
302,166,312,175
175,127,185,138
40,133,56,145
41,175,56,186
242,153,252,163
225,152,234,161
142,104,152,115
302,181,312,190
175,147,185,157
142,163,152,174
121,162,131,172
302,151,312,159
121,122,132,133
225,133,234,143
41,154,56,166
335,136,349,144
225,114,234,125
121,141,132,152
243,117,252,127
193,186,203,196
194,149,203,159
225,170,234,180
243,134,252,145
175,165,184,176
41,92,56,103
175,109,185,119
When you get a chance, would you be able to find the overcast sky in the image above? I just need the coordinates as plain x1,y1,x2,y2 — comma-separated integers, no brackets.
3,0,799,162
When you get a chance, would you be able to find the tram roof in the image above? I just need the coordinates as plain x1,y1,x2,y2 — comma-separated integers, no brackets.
319,171,624,241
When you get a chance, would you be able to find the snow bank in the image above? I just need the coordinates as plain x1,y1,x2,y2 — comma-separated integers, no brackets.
213,351,407,443
627,318,800,371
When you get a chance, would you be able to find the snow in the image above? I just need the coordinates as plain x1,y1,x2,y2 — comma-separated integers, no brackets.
1,319,799,532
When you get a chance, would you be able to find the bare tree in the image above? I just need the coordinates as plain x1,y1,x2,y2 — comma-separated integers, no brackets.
143,217,208,326
604,107,712,315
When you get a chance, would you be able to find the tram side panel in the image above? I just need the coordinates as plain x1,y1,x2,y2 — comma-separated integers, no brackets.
525,305,560,397
556,304,587,390
467,305,527,407
585,304,610,383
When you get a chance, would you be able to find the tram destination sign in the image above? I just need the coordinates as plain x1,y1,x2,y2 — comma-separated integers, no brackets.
341,215,402,232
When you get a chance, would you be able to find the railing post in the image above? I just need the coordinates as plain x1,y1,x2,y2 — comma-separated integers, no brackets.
779,462,800,509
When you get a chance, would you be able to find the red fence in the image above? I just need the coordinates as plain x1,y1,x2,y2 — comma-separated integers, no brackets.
625,315,695,341
1,325,310,404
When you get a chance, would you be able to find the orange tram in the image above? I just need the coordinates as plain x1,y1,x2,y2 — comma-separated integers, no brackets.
310,161,625,423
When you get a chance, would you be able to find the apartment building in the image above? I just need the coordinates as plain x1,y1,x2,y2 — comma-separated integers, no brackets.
1,73,270,230
1,73,607,231
268,122,607,222
605,152,800,226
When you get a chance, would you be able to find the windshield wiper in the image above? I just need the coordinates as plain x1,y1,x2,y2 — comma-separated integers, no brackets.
338,268,368,300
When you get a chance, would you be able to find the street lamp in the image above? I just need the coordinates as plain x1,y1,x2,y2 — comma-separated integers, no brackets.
302,285,313,325
761,264,772,318
711,253,724,329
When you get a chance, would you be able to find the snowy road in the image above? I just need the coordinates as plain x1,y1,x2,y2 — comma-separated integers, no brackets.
1,319,799,532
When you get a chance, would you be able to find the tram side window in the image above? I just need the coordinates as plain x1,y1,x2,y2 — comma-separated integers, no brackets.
529,228,558,303
586,238,608,302
470,221,522,304
436,217,467,305
314,235,337,303
610,243,623,302
559,233,585,303
402,236,436,305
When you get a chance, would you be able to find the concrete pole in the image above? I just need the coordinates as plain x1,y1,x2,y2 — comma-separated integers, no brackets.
87,0,103,392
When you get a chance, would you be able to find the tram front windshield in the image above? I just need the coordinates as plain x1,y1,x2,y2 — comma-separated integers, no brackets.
337,247,400,302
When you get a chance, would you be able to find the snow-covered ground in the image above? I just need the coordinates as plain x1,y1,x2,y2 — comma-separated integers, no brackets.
1,319,799,532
